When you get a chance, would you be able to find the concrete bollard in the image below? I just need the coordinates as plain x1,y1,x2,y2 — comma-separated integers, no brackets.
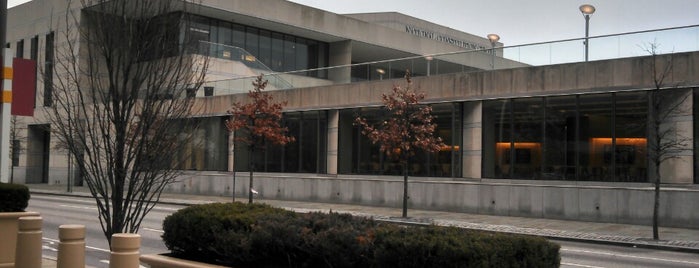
14,216,43,268
57,225,86,268
0,211,40,267
110,233,141,268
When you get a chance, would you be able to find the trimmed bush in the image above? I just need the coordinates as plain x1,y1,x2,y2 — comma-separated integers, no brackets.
163,203,560,267
372,224,560,268
0,183,30,212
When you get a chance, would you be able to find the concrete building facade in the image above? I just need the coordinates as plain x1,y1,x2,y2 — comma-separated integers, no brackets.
5,0,699,228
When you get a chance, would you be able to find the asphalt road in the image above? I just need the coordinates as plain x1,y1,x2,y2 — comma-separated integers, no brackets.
28,194,699,268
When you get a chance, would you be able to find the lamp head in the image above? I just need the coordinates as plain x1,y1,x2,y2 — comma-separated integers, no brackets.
487,33,500,44
579,4,595,15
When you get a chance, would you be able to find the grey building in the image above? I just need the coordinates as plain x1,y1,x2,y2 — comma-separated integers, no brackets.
6,0,699,228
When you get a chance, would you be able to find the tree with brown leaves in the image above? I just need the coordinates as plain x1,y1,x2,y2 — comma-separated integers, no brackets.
355,71,445,218
226,75,295,203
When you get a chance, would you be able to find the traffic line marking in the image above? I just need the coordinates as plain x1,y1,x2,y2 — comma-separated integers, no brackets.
562,248,699,265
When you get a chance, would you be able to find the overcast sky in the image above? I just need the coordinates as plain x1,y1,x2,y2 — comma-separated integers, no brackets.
8,0,699,46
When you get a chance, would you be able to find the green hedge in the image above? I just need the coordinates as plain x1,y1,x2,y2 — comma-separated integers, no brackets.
162,203,560,267
0,183,30,212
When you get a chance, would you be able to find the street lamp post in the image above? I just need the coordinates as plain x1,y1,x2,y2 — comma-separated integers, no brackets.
487,34,500,70
579,4,595,62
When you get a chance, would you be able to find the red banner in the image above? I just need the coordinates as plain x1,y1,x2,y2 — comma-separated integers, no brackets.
11,58,36,116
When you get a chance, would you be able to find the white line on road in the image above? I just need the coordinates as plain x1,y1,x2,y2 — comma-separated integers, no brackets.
561,262,605,268
60,204,98,210
43,237,110,253
143,227,164,233
561,248,699,265
37,194,183,211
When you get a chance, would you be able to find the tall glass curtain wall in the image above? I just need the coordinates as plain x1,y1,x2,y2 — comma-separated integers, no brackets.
234,111,328,173
338,103,462,177
185,14,328,77
482,92,648,182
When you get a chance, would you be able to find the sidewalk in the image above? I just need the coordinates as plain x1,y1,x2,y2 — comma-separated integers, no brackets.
28,183,699,255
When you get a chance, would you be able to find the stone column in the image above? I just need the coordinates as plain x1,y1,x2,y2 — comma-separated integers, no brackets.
328,40,352,84
326,110,339,174
657,88,694,183
462,102,483,179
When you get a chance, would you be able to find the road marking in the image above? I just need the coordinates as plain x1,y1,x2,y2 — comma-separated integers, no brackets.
562,248,699,265
143,227,164,233
36,195,183,211
60,204,98,210
42,245,58,252
43,237,110,253
561,262,604,268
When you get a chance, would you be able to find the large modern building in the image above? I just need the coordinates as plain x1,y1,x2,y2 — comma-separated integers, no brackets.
5,0,699,228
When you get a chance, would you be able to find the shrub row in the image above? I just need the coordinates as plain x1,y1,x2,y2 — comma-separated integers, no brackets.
162,203,560,268
0,182,30,212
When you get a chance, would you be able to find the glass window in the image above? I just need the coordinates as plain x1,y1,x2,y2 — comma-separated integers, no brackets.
217,22,233,59
245,27,259,58
30,35,38,60
283,35,296,72
543,96,576,180
16,40,24,58
295,37,309,71
185,16,210,54
232,24,245,49
258,30,272,69
340,105,459,177
317,42,328,78
44,31,54,107
512,98,544,179
482,100,512,178
284,113,301,172
579,94,613,181
614,92,648,182
176,117,228,171
271,33,284,72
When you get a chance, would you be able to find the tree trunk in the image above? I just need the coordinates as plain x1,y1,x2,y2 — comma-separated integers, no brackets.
402,162,408,218
248,147,254,204
653,171,660,240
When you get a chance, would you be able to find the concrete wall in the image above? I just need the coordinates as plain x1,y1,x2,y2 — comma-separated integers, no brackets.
164,173,699,228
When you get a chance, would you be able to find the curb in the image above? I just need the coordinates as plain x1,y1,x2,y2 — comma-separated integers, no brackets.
31,190,699,254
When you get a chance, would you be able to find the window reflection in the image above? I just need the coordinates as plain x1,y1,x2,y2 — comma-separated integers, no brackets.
484,92,649,182
339,103,461,177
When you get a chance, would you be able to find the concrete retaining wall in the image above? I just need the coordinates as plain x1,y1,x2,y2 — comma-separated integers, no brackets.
164,172,699,229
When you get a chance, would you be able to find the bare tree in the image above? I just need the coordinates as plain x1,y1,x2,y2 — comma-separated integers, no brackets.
645,43,690,240
47,0,209,246
355,71,445,218
225,75,295,204
9,116,23,183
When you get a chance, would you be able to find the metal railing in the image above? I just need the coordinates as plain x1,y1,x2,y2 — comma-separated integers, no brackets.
200,24,699,95
196,41,293,91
